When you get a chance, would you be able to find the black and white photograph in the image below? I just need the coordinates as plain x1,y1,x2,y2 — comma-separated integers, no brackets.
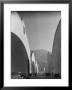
11,11,61,79
4,4,69,86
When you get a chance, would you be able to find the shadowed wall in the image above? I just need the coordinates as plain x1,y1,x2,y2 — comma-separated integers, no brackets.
48,20,61,74
11,32,29,73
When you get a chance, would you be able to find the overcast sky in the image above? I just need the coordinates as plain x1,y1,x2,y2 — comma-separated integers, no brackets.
18,11,61,53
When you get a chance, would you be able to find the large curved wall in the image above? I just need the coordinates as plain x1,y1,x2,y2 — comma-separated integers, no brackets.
11,32,29,73
48,20,61,74
52,20,61,73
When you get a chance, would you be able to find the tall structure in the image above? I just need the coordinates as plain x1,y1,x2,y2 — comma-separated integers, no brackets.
52,19,61,74
11,12,31,74
48,19,61,74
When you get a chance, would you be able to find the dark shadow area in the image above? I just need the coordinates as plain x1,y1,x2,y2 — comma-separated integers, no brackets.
11,32,29,74
11,72,61,79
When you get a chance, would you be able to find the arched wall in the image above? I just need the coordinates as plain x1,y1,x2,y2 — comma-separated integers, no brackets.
11,12,30,74
48,20,61,74
52,19,61,73
11,32,29,73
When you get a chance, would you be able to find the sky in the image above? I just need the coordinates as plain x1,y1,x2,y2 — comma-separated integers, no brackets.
18,11,61,53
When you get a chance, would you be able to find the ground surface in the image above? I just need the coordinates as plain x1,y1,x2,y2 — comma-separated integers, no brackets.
11,72,61,79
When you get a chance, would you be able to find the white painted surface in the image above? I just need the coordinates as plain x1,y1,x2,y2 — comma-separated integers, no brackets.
11,12,30,61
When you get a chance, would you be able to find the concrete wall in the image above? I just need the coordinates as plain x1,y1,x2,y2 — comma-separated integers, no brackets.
11,12,30,73
11,32,29,73
48,20,61,74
